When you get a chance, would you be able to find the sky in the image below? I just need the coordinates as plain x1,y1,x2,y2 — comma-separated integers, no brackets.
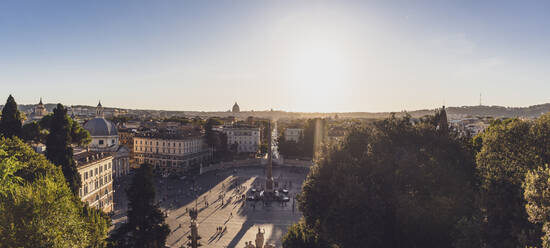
1,0,550,113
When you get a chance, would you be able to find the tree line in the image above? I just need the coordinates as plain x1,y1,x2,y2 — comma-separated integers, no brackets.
283,107,550,248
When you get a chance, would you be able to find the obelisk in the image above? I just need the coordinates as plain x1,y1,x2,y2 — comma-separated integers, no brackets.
265,120,274,193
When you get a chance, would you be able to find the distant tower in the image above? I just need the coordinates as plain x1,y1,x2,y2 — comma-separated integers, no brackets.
232,102,240,113
96,101,104,118
479,93,482,106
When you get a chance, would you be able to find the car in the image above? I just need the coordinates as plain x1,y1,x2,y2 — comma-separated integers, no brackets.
282,189,289,194
251,188,256,193
281,196,290,202
247,195,256,201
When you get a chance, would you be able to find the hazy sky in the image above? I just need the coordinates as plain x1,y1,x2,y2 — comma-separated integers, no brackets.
1,1,550,112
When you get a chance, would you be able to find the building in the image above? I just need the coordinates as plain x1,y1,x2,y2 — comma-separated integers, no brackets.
83,102,119,150
133,132,211,175
27,98,48,122
74,151,114,213
232,102,240,113
284,128,303,142
83,102,130,178
113,146,130,177
224,126,261,153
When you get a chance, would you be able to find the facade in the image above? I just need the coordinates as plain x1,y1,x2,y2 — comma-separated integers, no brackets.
133,132,211,175
224,126,261,153
75,151,114,213
232,102,240,113
284,128,303,142
113,146,130,177
118,128,136,166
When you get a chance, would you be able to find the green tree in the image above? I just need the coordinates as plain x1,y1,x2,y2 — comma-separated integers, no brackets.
524,165,550,247
20,121,43,143
45,104,82,194
0,137,109,247
297,114,476,247
110,163,170,248
40,113,91,146
205,118,222,147
0,95,22,138
474,118,543,247
282,220,330,248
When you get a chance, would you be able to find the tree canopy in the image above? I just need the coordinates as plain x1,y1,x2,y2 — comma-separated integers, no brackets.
45,104,82,194
110,163,170,248
0,137,109,247
0,95,22,138
296,111,476,247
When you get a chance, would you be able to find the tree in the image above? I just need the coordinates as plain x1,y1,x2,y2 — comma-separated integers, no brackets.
296,114,476,247
474,118,543,247
45,104,81,194
524,165,550,247
20,121,43,143
282,220,330,248
0,95,22,138
110,163,170,248
205,118,222,147
40,113,91,146
0,137,109,247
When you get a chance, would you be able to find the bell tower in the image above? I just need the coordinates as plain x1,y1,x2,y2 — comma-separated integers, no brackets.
96,101,104,118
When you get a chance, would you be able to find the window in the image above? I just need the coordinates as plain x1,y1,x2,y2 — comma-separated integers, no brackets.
95,168,98,175
104,164,107,171
99,166,103,173
99,140,104,145
95,180,98,189
85,171,88,179
108,163,111,169
112,139,115,144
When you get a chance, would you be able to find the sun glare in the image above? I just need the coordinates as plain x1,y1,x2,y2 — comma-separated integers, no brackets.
287,41,351,111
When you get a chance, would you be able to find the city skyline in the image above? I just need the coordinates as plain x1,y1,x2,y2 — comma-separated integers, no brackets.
2,1,550,112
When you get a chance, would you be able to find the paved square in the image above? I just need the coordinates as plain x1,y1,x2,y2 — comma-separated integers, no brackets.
113,166,309,248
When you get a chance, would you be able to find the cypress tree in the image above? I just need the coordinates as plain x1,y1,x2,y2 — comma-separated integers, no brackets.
45,104,81,195
110,163,170,248
0,95,22,138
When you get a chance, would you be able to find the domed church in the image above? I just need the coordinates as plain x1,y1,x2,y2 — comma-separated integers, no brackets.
83,101,129,178
232,102,240,113
84,102,119,150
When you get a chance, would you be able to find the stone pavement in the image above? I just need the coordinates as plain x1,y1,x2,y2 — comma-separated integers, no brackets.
162,167,308,248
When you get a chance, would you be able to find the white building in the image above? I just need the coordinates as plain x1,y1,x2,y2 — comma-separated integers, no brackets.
284,128,303,142
74,151,114,213
224,126,261,153
133,132,211,175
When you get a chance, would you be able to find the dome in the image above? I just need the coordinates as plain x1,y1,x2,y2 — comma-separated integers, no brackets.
84,117,118,137
232,102,240,113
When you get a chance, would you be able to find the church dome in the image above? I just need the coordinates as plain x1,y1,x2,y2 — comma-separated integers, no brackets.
232,102,240,113
84,117,118,137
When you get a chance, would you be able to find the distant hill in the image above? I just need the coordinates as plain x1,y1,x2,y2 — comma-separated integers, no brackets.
4,103,550,120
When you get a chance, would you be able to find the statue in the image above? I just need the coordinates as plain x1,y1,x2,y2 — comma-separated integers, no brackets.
255,227,265,248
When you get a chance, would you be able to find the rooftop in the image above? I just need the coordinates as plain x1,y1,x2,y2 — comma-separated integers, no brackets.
74,151,113,168
134,130,203,140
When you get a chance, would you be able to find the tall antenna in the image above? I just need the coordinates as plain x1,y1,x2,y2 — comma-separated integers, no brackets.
479,93,482,106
